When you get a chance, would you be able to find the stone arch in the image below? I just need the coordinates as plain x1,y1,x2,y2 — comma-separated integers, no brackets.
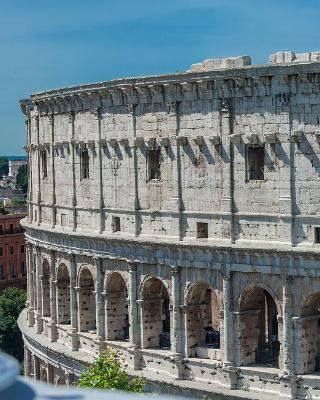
55,375,66,385
40,365,48,382
105,272,129,341
56,263,71,325
41,258,50,317
139,274,171,300
238,283,282,316
297,292,320,374
78,267,96,333
184,282,222,359
140,276,171,349
239,286,280,367
77,263,96,285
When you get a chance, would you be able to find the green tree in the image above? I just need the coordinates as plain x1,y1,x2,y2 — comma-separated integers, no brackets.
0,157,8,178
0,287,26,361
78,347,145,392
16,164,28,193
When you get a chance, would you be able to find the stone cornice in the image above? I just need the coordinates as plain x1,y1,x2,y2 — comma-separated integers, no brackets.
24,61,320,116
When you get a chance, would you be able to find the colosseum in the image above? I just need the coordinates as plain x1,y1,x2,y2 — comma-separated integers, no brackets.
18,51,320,399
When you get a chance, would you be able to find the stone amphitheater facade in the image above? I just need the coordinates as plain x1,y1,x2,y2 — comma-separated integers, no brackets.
18,51,320,399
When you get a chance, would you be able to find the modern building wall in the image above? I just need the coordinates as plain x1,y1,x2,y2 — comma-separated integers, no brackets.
18,51,320,399
0,213,27,292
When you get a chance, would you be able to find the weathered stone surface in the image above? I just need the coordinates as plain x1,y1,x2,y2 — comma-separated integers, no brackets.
19,53,320,399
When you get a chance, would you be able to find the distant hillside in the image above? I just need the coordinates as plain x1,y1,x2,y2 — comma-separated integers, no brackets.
0,156,27,161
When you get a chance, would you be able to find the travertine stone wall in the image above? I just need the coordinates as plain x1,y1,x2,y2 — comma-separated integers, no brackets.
19,52,320,399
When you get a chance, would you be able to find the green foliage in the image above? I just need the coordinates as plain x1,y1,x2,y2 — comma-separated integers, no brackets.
9,197,27,208
0,157,8,178
78,347,145,392
16,164,28,193
0,287,26,361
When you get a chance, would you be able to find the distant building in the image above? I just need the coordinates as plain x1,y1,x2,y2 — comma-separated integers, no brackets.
8,159,27,183
0,213,27,292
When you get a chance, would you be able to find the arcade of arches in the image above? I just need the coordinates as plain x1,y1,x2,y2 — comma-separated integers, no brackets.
22,244,320,396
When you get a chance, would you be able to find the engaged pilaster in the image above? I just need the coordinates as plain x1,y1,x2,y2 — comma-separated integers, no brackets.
94,256,105,343
34,246,43,334
222,261,234,366
69,253,79,351
48,250,57,341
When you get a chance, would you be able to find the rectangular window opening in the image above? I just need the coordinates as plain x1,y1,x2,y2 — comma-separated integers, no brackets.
20,244,24,254
148,149,161,180
9,245,14,255
112,216,121,232
315,227,320,244
9,224,13,233
41,150,48,178
197,222,208,239
247,146,265,181
81,149,90,179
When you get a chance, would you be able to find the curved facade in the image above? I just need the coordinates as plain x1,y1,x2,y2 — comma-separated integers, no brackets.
19,52,320,399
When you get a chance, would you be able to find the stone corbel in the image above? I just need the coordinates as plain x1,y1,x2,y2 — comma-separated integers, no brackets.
146,137,157,149
209,135,222,146
244,133,260,145
264,132,278,144
176,136,188,146
98,139,107,148
229,133,242,144
290,130,304,143
159,137,170,147
134,137,144,147
193,135,204,146
107,138,117,148
119,138,130,149
87,140,96,150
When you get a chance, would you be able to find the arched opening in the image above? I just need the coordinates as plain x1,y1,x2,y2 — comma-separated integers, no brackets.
299,293,320,374
56,376,66,385
56,264,71,325
105,273,129,341
240,287,280,367
78,268,96,333
141,277,171,349
186,283,221,359
42,260,50,317
40,367,48,382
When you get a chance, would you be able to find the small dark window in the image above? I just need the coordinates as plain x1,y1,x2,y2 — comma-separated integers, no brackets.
197,222,208,239
0,264,3,279
20,261,25,274
20,244,24,254
81,149,90,179
315,227,320,244
0,225,3,234
9,224,13,233
41,150,48,178
112,216,121,232
9,245,14,255
247,146,264,181
148,149,161,180
9,263,14,275
0,248,2,257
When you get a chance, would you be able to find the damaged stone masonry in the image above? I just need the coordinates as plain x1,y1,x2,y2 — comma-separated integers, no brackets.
17,51,320,399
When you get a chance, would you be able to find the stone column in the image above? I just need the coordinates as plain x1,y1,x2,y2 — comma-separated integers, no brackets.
24,347,30,377
127,262,140,370
47,364,55,384
35,246,43,334
136,299,145,349
128,262,139,348
49,114,56,228
171,266,184,379
94,256,105,343
127,104,140,237
92,107,104,234
33,355,40,380
69,253,79,350
282,275,294,375
48,250,57,341
219,99,235,243
36,115,42,225
223,267,234,366
26,243,35,326
292,317,302,375
171,266,182,354
68,112,77,231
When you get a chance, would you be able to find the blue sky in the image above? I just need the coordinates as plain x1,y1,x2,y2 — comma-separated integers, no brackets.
0,0,319,155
